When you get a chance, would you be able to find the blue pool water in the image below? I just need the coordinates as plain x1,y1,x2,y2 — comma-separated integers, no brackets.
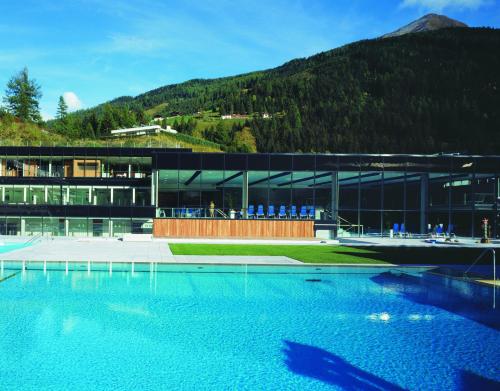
0,242,32,253
0,262,498,390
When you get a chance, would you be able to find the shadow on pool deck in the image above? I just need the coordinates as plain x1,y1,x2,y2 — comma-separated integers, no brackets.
370,271,499,331
282,340,404,390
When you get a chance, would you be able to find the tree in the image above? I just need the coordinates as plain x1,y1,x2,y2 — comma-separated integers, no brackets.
56,96,68,120
3,67,42,122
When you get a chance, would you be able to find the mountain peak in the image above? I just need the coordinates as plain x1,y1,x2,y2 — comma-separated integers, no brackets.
382,13,468,38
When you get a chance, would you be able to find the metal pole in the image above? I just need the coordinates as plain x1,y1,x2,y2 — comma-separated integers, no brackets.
493,249,496,309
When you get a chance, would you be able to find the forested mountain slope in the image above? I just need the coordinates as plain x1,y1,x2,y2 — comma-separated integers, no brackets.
52,27,500,154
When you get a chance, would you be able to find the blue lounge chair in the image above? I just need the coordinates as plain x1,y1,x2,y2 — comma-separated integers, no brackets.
247,205,255,219
290,205,297,219
278,205,287,219
400,223,406,237
181,207,186,218
436,225,443,236
256,204,265,218
268,205,275,218
308,207,315,219
393,223,399,237
299,206,307,219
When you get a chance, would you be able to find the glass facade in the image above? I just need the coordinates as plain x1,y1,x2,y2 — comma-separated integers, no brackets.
0,147,498,238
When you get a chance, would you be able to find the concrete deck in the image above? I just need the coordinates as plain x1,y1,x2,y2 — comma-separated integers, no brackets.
338,237,500,248
0,238,300,265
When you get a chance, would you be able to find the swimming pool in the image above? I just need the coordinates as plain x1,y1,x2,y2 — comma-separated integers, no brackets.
0,242,33,254
0,262,498,390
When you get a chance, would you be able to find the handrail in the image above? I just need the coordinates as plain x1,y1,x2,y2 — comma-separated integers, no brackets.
464,248,496,279
216,209,228,219
24,233,43,245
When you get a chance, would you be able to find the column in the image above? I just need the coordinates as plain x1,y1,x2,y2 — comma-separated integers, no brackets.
109,219,114,237
128,164,132,178
65,219,69,236
151,171,156,206
331,172,339,237
23,186,27,203
110,188,114,205
1,186,5,203
48,161,52,177
21,219,26,236
420,173,429,234
242,171,249,218
66,187,70,205
88,187,92,204
44,186,48,203
132,188,136,205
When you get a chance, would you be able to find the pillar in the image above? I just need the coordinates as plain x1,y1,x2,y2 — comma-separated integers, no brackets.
132,188,136,205
420,173,429,234
44,186,48,203
66,187,70,205
48,161,52,177
21,219,26,236
242,171,249,218
128,164,132,178
331,172,339,237
1,186,5,203
65,219,69,236
151,171,156,206
110,188,114,204
88,187,92,204
109,219,114,237
23,186,27,203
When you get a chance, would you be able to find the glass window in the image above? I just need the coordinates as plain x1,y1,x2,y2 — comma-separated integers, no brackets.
339,171,359,210
360,211,381,236
429,173,450,209
200,170,224,216
383,172,405,210
178,170,201,209
360,172,382,210
158,169,179,209
248,171,269,214
406,174,421,210
68,218,88,237
114,188,132,207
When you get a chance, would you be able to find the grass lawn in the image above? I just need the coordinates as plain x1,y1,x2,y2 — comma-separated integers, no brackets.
169,244,500,265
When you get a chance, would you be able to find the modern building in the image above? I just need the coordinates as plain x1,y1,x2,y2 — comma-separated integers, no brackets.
0,146,498,239
110,125,177,137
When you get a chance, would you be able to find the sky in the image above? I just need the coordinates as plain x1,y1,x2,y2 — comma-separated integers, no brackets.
0,0,498,119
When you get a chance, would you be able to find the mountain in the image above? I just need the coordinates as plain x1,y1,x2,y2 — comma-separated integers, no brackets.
49,23,500,154
382,13,468,38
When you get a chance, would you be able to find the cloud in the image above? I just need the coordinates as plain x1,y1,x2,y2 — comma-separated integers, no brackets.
401,0,490,11
63,91,82,111
41,111,54,121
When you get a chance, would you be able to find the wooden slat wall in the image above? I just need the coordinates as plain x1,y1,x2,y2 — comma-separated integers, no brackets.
153,219,315,238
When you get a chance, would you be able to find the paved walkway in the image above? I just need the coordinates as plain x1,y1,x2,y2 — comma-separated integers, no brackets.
0,238,173,262
0,238,300,265
338,237,500,248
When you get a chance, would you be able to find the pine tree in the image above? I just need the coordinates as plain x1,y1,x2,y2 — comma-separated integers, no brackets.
56,96,68,120
3,67,42,122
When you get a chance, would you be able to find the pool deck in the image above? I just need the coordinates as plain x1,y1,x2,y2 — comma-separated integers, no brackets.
0,237,302,265
0,235,498,266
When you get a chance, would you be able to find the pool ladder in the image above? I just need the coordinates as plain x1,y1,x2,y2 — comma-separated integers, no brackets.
24,233,43,246
464,248,496,309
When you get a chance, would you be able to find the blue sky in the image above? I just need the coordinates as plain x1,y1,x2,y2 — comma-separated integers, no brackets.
1,0,498,119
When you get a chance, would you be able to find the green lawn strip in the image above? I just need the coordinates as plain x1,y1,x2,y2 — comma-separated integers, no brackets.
169,244,500,265
169,244,387,264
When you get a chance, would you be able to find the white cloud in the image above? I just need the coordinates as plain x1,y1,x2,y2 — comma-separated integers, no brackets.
41,112,54,121
401,0,489,11
63,91,82,111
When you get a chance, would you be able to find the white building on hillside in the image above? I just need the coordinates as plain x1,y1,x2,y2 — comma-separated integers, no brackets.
110,125,177,137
